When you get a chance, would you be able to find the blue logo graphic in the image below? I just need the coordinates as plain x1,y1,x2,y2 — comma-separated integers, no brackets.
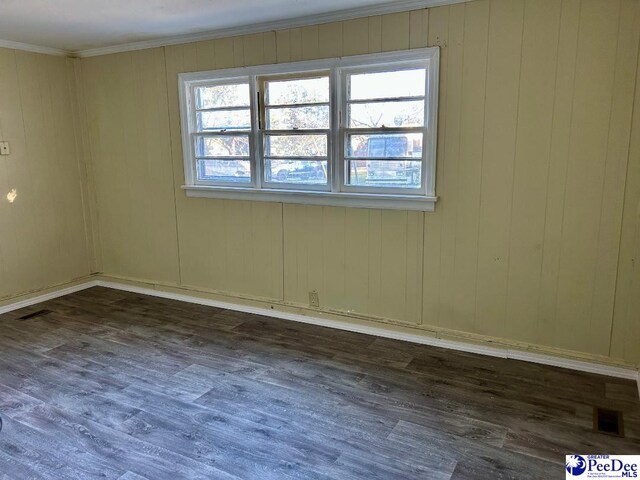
566,455,587,476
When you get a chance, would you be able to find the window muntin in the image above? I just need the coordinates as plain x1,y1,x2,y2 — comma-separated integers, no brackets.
260,74,330,188
180,48,438,207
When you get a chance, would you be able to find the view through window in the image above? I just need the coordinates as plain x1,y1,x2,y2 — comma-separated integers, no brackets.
180,48,439,209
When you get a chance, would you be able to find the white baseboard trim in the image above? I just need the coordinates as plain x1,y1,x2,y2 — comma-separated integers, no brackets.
2,278,638,391
93,280,640,384
0,280,100,316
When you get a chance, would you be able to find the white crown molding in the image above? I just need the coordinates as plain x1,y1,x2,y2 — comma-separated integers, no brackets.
0,38,69,57
75,0,470,58
0,0,470,59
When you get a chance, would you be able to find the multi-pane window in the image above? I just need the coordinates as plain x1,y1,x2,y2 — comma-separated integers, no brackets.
261,74,330,188
180,48,439,210
344,68,426,191
192,81,252,183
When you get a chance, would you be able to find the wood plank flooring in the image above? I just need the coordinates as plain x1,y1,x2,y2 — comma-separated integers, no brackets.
0,287,638,479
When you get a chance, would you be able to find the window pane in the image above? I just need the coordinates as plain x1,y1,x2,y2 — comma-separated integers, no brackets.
265,159,328,185
196,135,250,157
348,160,421,188
196,159,251,182
265,76,329,105
266,105,329,130
348,101,424,128
265,134,327,157
349,69,425,100
347,133,423,158
197,109,251,132
196,83,250,109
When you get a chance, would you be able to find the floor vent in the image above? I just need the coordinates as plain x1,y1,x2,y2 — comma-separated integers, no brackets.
18,309,52,321
593,407,624,437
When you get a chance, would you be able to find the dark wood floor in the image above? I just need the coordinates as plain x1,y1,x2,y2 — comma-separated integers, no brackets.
0,287,638,479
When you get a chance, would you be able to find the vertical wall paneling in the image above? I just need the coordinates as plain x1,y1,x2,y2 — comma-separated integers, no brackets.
0,48,91,300
71,58,101,273
381,13,411,52
536,0,581,349
243,33,265,66
343,18,369,57
610,0,640,364
78,1,640,366
163,44,284,301
450,0,490,334
214,38,235,69
276,30,291,63
81,49,180,284
409,9,429,49
554,0,621,354
421,6,448,327
368,16,383,53
195,40,216,70
427,4,465,330
588,0,640,355
504,0,561,343
318,23,343,58
301,26,320,60
474,0,524,339
283,205,423,324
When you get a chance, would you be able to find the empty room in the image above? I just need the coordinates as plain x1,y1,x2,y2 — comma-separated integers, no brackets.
0,0,639,478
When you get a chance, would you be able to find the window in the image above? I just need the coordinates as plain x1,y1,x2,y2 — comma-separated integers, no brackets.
261,74,330,188
179,48,439,210
192,81,252,184
344,68,426,191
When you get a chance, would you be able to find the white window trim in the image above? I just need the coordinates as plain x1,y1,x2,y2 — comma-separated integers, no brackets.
178,47,439,211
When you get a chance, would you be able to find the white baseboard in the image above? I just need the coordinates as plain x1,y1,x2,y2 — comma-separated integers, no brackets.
0,280,100,316
94,280,639,384
2,278,638,391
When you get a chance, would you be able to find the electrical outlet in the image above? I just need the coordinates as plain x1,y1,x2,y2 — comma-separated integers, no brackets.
0,141,9,155
309,290,319,308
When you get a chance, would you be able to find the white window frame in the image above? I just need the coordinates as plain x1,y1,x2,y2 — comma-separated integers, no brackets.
179,47,439,211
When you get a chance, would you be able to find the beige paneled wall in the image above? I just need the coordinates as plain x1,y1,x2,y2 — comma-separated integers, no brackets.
611,41,640,365
0,48,93,301
163,45,285,301
79,0,640,365
283,205,424,324
79,49,180,285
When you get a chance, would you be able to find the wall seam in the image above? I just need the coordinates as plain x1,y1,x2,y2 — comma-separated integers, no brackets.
550,0,583,348
502,0,526,338
470,0,491,335
589,0,622,354
162,46,184,286
536,0,566,346
608,1,640,357
68,58,97,276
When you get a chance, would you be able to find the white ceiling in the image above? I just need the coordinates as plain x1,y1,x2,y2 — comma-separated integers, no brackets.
0,0,443,55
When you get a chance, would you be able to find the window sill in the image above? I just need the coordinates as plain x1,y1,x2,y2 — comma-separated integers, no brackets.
182,185,437,211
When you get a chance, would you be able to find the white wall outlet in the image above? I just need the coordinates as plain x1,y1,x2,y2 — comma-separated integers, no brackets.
309,290,320,308
0,141,10,155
